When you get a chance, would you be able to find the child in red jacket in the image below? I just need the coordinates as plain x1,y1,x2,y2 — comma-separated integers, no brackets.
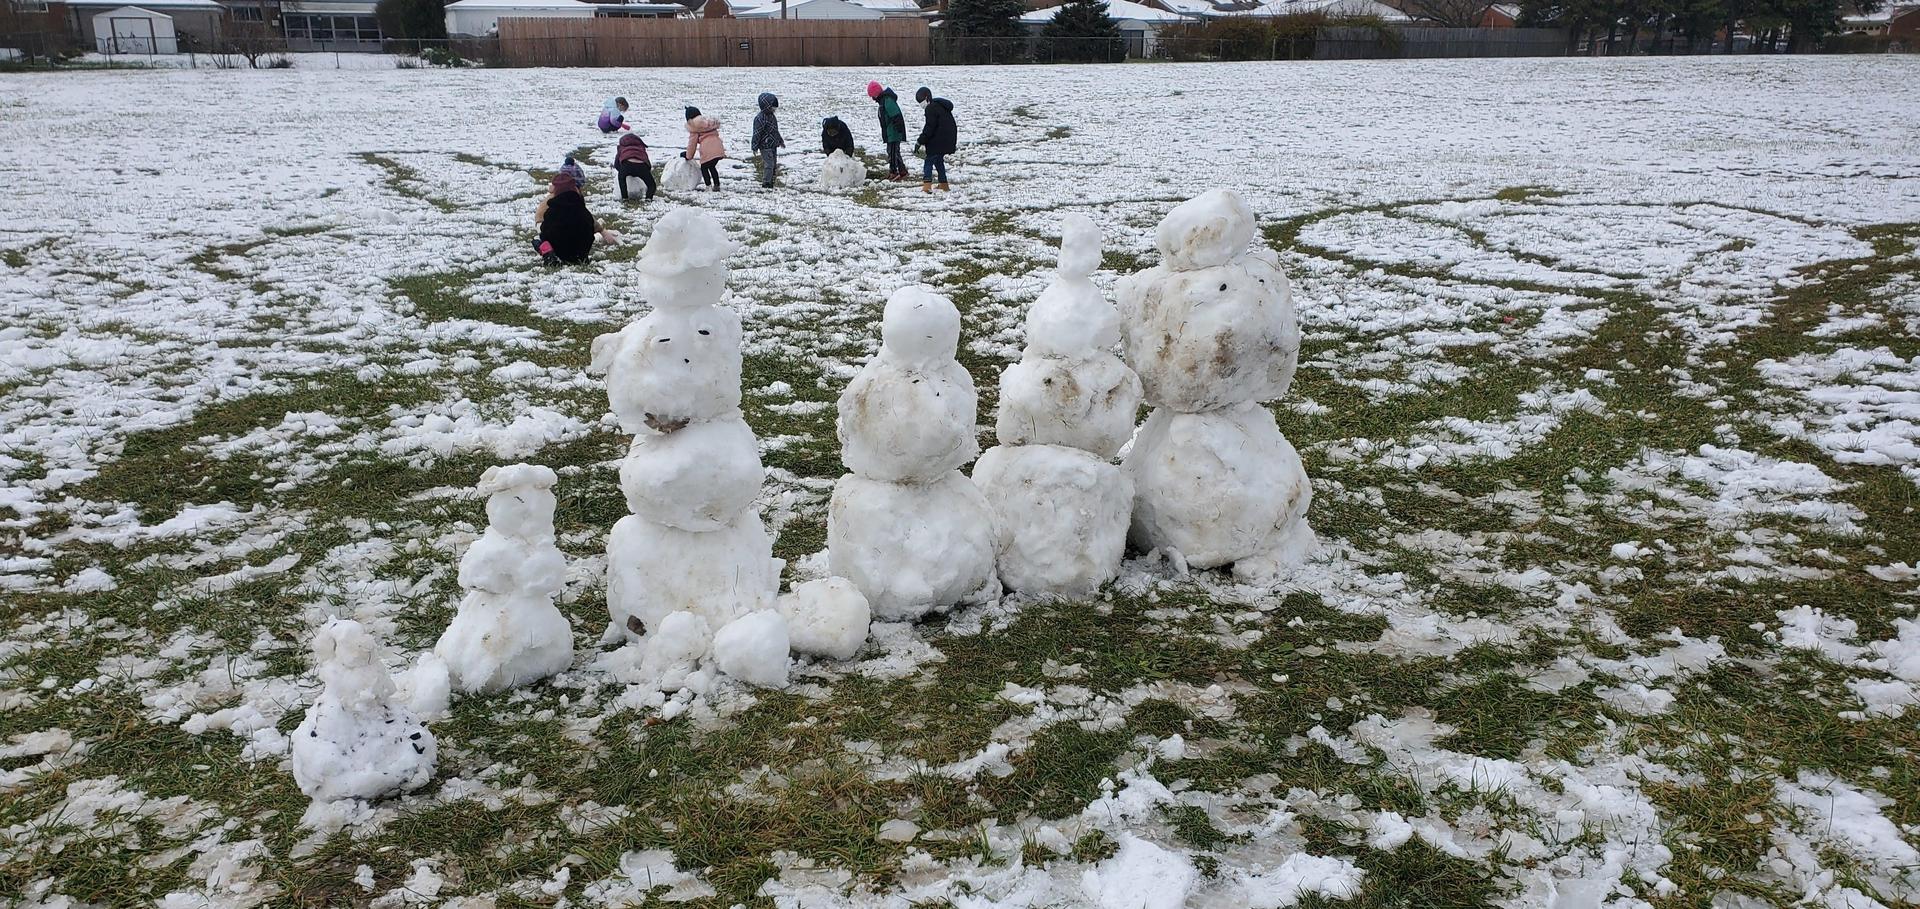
615,132,654,201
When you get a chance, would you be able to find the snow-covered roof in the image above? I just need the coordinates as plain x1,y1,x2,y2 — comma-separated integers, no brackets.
1488,3,1520,18
848,0,924,10
1249,0,1410,18
63,0,218,8
1021,0,1193,24
93,5,171,18
444,0,597,9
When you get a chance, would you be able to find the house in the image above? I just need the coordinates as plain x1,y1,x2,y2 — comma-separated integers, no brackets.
1020,0,1192,55
732,0,929,17
444,0,598,36
1477,2,1517,26
733,0,883,19
278,0,382,49
1152,0,1406,18
591,1,687,19
61,0,225,52
1895,4,1920,40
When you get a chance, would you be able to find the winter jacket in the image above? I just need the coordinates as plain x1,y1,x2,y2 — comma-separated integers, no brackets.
821,116,856,156
616,133,650,166
685,115,726,162
599,98,626,132
539,190,596,264
917,98,957,156
751,93,784,153
874,89,906,144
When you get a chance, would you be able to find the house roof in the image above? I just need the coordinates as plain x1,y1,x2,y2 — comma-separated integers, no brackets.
734,0,922,12
63,0,219,8
1021,0,1192,24
1250,0,1411,18
1488,2,1519,17
444,0,597,9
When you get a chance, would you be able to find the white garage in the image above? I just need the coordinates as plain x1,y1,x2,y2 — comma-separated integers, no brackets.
91,5,178,54
444,0,598,37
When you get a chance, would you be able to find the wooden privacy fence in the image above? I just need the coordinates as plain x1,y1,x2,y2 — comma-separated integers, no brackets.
496,17,932,67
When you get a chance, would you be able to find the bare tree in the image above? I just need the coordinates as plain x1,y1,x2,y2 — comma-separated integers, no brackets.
1398,0,1497,26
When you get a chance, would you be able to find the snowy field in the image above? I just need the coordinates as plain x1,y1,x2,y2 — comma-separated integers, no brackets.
4,56,1920,908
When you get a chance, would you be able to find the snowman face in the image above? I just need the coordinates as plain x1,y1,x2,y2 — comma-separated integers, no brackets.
487,486,556,537
1057,214,1102,278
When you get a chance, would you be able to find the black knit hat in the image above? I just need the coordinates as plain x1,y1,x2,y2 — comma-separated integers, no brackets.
914,87,931,103
684,106,700,120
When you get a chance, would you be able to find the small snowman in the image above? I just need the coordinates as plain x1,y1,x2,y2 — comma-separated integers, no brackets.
1116,190,1314,583
291,618,436,803
432,464,573,695
590,209,786,690
829,286,998,619
974,215,1142,597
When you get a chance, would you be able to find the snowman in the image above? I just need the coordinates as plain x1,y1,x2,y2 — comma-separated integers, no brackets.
590,209,788,689
974,215,1142,597
290,619,436,803
432,464,572,695
828,285,999,619
1116,190,1314,583
821,151,865,191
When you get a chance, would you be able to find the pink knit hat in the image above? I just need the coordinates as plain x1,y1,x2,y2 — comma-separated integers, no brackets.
867,80,883,99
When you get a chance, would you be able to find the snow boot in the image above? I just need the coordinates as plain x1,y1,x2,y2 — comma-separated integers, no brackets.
922,181,933,194
938,182,950,192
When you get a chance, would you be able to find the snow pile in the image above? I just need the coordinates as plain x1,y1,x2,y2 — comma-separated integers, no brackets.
591,210,787,690
1117,190,1314,583
829,285,999,619
819,150,865,191
432,464,573,695
289,619,435,803
975,215,1141,596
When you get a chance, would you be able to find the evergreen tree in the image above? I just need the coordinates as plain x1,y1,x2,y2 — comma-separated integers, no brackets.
1044,0,1122,38
375,0,447,41
946,0,1028,37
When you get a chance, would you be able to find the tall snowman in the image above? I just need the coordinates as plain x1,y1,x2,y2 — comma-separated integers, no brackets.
589,209,788,687
974,215,1142,597
828,285,999,619
1117,190,1314,584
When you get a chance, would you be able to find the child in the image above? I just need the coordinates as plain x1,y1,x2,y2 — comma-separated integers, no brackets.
868,81,907,181
615,132,654,202
599,97,630,134
751,92,785,189
683,106,727,192
821,116,855,157
913,86,957,193
559,155,587,190
535,172,614,265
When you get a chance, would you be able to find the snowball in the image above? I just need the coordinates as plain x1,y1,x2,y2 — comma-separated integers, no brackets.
1125,403,1313,574
1057,213,1102,279
837,359,978,482
820,150,865,191
1025,276,1121,357
590,304,743,435
291,619,436,803
435,464,573,694
712,610,790,688
777,577,871,661
397,652,450,722
639,610,711,692
1117,249,1298,412
973,444,1132,597
636,208,740,309
1155,188,1257,272
619,417,764,531
607,513,779,642
995,352,1142,459
879,285,961,369
828,471,998,621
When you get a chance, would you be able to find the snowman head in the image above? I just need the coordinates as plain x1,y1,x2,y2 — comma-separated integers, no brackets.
879,285,961,368
312,617,394,705
638,209,740,308
1056,213,1102,279
477,463,558,538
1155,189,1256,272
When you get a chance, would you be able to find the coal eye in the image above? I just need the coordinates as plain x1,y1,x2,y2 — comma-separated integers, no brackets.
1218,283,1227,291
698,329,710,335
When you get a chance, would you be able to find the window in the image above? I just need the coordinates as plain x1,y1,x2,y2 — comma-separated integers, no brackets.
231,5,264,20
283,13,382,43
11,0,51,11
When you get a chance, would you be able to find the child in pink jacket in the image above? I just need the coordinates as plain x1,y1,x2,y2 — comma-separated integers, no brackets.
683,106,727,192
